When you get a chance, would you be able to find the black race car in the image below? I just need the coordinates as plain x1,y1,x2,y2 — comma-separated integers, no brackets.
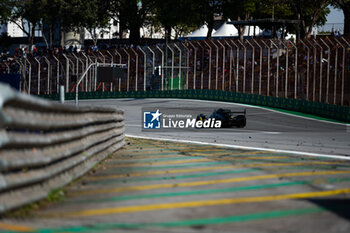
196,108,246,128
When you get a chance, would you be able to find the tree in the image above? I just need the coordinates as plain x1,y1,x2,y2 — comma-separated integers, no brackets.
7,0,46,52
0,0,13,21
40,0,64,48
196,0,224,39
332,0,350,35
223,0,258,40
153,0,180,41
287,0,331,38
153,0,201,40
223,0,330,39
54,0,111,46
76,0,110,45
109,0,155,44
173,24,199,40
254,0,293,38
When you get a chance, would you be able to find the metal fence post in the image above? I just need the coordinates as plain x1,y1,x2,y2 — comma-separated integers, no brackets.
76,63,96,105
131,48,139,91
123,49,130,91
320,38,331,103
91,53,100,91
97,53,104,91
237,40,247,93
217,40,226,91
188,42,197,90
300,40,310,100
68,57,75,81
148,47,156,75
81,53,90,91
167,44,174,90
43,56,51,94
328,39,338,105
115,50,122,64
246,40,255,94
182,42,190,90
340,38,350,105
334,38,347,106
88,55,96,91
76,56,85,92
174,43,182,90
204,41,212,90
62,54,70,93
139,47,147,91
270,40,279,97
211,41,219,90
252,39,262,95
81,58,86,91
230,40,240,93
156,45,165,91
99,51,106,64
279,40,289,98
106,50,114,91
115,50,123,91
309,41,317,102
224,40,233,92
261,40,271,96
287,40,298,99
34,57,41,95
106,50,114,65
72,53,79,78
313,39,323,102
52,55,60,94
24,57,32,95
13,60,20,91
196,41,205,90
14,59,24,92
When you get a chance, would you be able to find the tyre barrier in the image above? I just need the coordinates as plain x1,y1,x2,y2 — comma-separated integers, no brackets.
0,83,125,213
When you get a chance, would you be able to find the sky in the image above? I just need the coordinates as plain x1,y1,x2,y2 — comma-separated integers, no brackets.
323,6,344,32
327,6,344,23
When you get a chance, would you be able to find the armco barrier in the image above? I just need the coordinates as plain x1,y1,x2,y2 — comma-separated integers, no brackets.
0,84,125,213
42,90,350,123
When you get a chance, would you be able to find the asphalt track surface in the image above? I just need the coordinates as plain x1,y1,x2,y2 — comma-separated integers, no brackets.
80,98,350,157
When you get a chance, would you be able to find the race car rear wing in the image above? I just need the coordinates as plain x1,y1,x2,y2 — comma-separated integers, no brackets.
227,109,246,116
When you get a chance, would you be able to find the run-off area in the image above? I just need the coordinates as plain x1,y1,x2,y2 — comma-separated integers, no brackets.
0,138,350,232
1,137,350,233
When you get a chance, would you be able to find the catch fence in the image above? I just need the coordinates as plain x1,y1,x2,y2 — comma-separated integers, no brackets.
1,37,349,106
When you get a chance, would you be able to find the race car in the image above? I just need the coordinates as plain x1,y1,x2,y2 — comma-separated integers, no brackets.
196,108,246,128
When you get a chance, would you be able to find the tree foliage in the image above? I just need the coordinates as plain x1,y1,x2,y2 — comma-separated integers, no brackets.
109,0,155,44
287,0,331,38
223,0,259,39
0,0,12,21
195,0,224,38
5,0,47,50
0,0,344,47
153,0,202,40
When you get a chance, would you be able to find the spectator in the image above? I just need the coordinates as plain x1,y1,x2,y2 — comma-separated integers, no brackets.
92,43,98,52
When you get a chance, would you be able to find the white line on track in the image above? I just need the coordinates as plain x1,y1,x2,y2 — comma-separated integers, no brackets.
125,124,281,134
126,134,350,161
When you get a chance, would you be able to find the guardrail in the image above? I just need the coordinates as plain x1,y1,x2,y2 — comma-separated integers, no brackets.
0,83,125,214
